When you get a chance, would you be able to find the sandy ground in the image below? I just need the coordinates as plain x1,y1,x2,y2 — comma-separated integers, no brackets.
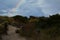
2,25,26,40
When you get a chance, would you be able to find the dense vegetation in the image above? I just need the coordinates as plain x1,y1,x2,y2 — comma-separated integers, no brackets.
0,14,60,40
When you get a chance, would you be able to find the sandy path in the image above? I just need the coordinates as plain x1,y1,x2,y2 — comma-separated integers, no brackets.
2,25,26,40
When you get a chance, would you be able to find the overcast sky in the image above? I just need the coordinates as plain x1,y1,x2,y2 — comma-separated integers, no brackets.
0,0,60,17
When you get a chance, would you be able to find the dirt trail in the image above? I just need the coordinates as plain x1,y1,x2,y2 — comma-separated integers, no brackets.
2,25,26,40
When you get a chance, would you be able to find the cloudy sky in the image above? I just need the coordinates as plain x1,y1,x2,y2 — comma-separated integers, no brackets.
0,0,60,17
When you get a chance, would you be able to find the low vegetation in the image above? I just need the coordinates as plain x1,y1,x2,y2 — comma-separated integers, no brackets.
0,14,60,40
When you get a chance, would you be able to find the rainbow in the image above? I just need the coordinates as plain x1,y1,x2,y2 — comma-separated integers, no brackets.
8,0,25,16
